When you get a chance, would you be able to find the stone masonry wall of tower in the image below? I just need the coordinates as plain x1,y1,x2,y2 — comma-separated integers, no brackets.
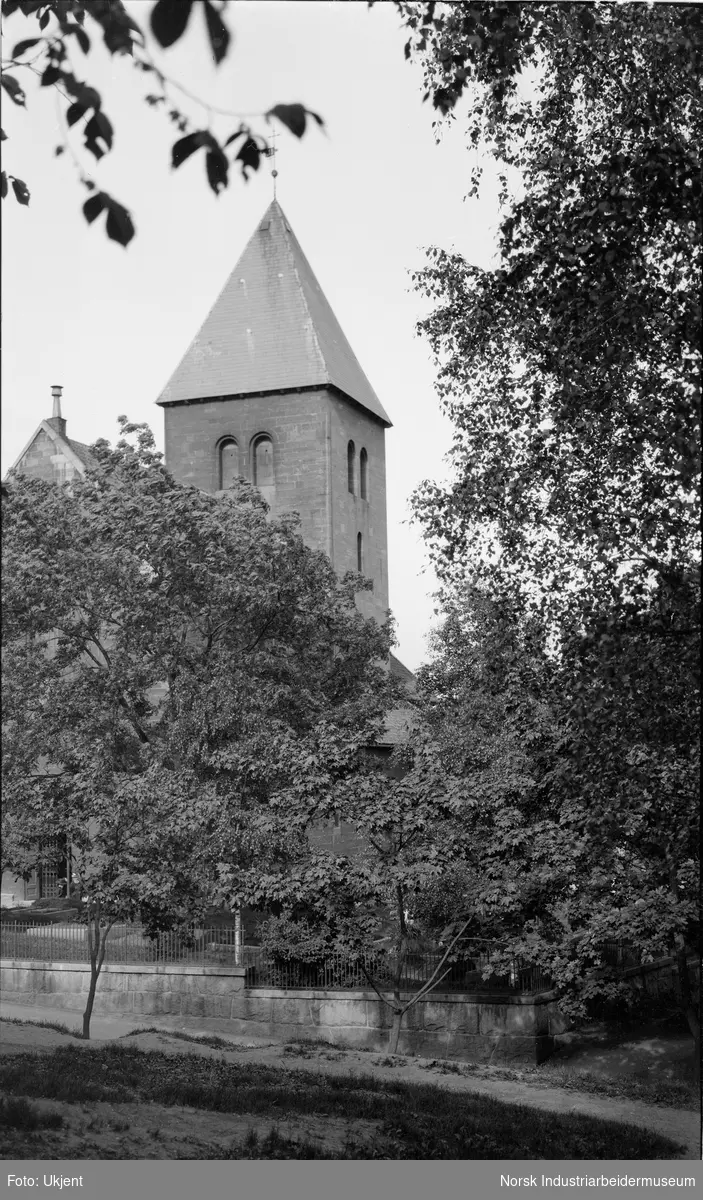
327,393,388,627
163,386,389,628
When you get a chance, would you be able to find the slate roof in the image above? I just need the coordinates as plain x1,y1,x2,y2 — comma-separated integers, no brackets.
390,652,416,692
66,439,98,470
375,654,417,747
377,705,416,747
157,200,391,426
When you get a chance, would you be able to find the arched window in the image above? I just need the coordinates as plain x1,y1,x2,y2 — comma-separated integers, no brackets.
252,434,275,507
347,440,355,495
357,531,363,573
253,435,274,487
359,448,368,500
218,438,238,490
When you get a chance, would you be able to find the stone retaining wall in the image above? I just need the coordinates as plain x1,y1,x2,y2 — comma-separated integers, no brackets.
1,959,567,1063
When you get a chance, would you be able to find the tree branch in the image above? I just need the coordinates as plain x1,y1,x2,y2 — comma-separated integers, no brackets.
399,919,472,1013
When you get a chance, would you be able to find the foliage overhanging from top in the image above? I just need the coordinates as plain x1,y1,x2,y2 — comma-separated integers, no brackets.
0,0,323,243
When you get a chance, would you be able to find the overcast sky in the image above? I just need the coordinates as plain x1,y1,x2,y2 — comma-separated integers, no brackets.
1,0,501,671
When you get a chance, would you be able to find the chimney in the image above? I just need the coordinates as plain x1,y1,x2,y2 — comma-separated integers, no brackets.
47,384,67,439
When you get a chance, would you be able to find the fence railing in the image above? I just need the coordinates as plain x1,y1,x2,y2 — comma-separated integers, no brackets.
241,945,551,993
0,922,552,994
0,922,242,967
601,940,643,970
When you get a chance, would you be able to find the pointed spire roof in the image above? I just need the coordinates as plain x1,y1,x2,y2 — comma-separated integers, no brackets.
157,200,391,426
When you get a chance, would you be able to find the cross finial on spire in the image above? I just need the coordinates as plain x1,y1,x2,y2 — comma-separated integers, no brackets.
268,128,279,199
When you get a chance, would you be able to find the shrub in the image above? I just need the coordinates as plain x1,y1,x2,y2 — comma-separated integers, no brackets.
0,1096,63,1131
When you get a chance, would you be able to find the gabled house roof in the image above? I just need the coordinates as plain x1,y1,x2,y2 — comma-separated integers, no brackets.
6,419,98,481
156,200,391,427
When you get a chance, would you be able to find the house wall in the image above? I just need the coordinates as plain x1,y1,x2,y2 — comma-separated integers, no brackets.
14,429,78,486
1,870,30,906
0,959,563,1064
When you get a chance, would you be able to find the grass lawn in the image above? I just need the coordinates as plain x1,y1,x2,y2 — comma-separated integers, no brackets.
0,1043,684,1159
416,1054,698,1111
2,1016,83,1039
278,1033,698,1112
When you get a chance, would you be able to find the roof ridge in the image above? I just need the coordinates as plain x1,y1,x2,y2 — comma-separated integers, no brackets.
275,204,328,382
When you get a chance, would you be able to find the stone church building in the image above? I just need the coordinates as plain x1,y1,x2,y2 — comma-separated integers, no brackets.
3,200,413,904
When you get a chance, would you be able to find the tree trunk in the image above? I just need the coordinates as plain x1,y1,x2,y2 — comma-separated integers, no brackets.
666,870,700,1084
674,940,700,1085
81,902,112,1040
82,962,99,1040
389,1008,403,1055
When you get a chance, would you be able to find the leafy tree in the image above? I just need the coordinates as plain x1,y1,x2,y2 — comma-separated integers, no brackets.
416,593,699,1050
400,1,700,610
1,419,393,1037
1,0,323,244
219,726,480,1054
393,2,700,1057
217,618,554,1053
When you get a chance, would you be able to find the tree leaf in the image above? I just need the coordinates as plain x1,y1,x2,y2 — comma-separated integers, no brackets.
1,171,8,199
267,103,307,138
105,200,135,247
203,0,231,65
150,0,193,49
86,111,113,151
72,25,91,55
1,74,26,106
62,77,102,109
224,128,245,148
171,130,212,168
83,111,113,160
90,3,142,55
66,101,88,127
40,65,63,88
235,137,260,175
11,176,30,205
83,192,107,224
11,37,41,57
0,128,7,141
205,147,228,194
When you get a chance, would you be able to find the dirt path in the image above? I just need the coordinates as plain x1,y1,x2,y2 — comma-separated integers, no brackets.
0,1018,699,1159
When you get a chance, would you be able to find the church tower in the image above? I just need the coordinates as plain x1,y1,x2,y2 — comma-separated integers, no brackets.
157,200,391,626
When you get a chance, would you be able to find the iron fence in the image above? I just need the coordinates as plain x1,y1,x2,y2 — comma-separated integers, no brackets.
0,922,242,967
241,945,552,993
1,922,553,992
601,940,642,970
4,921,694,999
598,942,700,988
